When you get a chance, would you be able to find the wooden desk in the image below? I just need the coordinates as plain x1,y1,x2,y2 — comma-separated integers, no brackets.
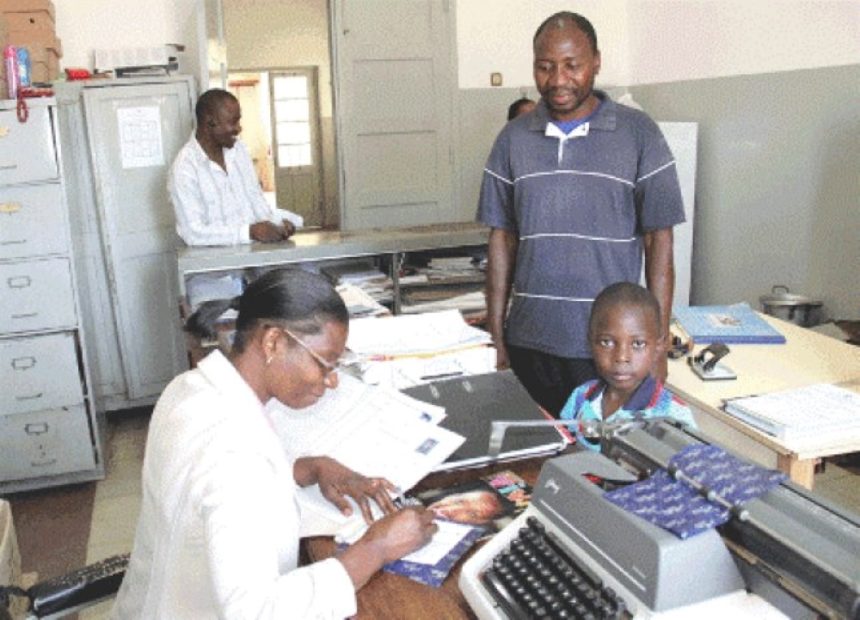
302,458,548,620
668,314,860,489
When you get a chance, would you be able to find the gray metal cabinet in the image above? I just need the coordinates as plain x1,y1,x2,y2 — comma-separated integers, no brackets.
56,77,195,411
0,98,104,493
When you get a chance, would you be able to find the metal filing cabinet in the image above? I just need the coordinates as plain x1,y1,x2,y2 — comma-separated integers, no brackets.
0,98,105,493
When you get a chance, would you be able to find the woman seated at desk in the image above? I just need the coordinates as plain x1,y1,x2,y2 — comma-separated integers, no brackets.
113,269,436,619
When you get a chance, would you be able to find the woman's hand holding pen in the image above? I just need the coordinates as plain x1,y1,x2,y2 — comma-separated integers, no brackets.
296,456,398,523
340,507,438,588
362,507,438,563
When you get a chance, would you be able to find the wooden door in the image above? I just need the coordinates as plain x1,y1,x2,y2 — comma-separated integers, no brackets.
333,0,457,230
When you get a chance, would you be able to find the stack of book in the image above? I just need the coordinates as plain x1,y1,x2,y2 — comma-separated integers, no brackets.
723,383,860,441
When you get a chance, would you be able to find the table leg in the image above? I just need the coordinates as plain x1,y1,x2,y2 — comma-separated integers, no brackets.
777,454,815,490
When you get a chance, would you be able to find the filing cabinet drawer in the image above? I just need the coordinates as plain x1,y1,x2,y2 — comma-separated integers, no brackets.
0,258,76,332
0,405,96,482
0,332,84,415
0,183,67,260
0,107,58,184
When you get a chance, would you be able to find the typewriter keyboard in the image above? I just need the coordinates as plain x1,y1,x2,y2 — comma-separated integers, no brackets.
480,516,629,619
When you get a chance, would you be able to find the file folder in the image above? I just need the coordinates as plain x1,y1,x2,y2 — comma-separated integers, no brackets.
403,370,568,470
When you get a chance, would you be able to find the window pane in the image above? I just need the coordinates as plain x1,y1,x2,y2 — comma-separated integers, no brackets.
275,99,309,122
276,121,310,145
278,144,312,168
273,75,308,99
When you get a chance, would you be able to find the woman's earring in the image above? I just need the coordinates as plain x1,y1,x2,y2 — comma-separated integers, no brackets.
266,356,273,366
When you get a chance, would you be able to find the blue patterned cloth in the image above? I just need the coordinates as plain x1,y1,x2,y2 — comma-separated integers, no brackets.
560,376,697,451
603,444,786,539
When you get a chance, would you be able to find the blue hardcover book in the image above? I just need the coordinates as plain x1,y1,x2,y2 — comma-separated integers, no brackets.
672,303,786,344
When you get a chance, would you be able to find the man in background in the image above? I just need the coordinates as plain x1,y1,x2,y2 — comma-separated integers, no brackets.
170,88,303,246
478,12,685,415
507,96,536,121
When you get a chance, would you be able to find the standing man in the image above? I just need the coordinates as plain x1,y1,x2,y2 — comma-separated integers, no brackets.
170,88,303,246
478,12,685,416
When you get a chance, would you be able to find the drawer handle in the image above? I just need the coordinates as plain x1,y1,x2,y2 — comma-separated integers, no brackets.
0,164,18,171
0,202,21,214
31,459,58,468
16,392,44,401
11,356,36,370
12,312,38,320
7,275,32,288
25,422,49,435
1,240,27,246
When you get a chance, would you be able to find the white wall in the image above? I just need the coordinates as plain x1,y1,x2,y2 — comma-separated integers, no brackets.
456,0,860,89
626,0,860,84
55,1,860,98
55,0,199,74
457,0,631,89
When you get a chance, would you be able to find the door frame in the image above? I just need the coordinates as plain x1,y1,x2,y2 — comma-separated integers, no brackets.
227,66,327,227
268,66,325,227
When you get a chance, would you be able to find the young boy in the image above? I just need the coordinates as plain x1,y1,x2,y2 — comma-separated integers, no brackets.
560,282,696,450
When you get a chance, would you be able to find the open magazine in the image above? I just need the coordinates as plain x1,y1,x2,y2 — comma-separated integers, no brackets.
413,469,532,537
370,470,533,587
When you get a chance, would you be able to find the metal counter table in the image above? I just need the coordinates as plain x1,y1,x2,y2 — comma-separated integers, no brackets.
176,222,490,307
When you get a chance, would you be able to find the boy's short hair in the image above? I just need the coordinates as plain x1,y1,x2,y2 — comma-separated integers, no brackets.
589,282,661,334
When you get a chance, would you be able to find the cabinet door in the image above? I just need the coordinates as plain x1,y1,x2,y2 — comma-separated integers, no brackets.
82,80,194,399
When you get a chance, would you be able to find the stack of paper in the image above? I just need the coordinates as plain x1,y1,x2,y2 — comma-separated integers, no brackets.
266,373,465,537
346,309,495,389
335,282,390,318
347,309,491,358
723,383,860,441
322,261,393,305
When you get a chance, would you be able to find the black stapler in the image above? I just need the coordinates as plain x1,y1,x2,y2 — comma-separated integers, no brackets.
688,342,737,380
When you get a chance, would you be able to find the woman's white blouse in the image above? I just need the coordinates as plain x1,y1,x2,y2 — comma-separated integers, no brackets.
112,350,356,619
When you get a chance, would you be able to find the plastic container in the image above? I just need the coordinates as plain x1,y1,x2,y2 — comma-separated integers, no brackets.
16,47,31,88
3,45,19,99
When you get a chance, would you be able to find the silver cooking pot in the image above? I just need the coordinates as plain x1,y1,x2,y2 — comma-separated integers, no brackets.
759,285,823,327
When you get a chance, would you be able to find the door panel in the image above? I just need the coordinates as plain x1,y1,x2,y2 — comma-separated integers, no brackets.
82,80,194,399
335,0,455,230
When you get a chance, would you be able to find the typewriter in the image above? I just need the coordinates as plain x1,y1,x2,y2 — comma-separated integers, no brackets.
460,420,860,619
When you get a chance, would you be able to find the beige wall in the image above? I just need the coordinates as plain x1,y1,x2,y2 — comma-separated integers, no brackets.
456,0,860,89
456,0,631,89
55,1,860,90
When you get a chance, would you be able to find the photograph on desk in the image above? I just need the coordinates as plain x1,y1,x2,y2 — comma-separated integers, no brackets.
414,470,532,535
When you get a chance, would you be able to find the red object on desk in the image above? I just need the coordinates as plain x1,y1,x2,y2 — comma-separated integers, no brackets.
65,68,92,80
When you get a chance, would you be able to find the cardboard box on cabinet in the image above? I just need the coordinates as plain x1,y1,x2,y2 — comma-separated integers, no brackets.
0,0,55,25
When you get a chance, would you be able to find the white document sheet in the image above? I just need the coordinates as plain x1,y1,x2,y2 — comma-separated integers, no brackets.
346,309,491,358
267,374,463,536
361,345,497,390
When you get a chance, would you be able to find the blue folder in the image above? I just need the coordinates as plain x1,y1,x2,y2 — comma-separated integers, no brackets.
672,303,786,344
